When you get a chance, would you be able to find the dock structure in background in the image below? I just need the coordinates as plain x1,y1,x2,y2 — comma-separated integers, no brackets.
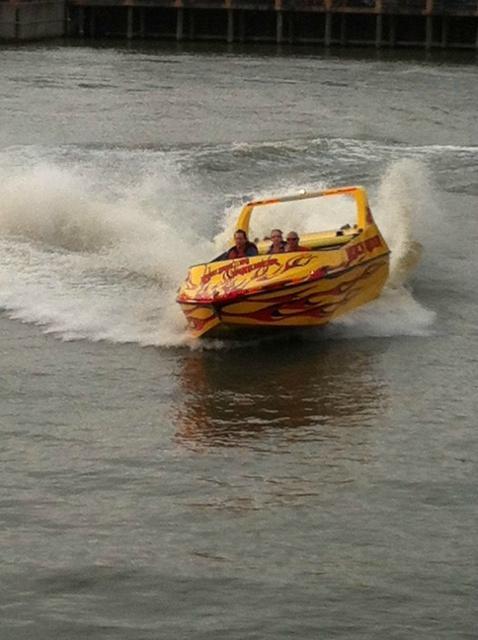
0,0,66,39
66,0,478,49
2,0,478,48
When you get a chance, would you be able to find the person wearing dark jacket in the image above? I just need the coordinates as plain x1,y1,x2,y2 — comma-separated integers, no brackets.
212,229,259,262
225,229,259,260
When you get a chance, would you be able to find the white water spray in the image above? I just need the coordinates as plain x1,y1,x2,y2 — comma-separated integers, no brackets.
0,154,436,347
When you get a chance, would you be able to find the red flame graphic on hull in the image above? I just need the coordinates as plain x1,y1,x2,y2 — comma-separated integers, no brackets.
218,259,388,326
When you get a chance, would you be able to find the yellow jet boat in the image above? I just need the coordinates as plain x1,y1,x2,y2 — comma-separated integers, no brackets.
177,186,390,338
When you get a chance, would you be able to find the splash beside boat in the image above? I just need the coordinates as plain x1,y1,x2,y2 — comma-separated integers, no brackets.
177,186,390,338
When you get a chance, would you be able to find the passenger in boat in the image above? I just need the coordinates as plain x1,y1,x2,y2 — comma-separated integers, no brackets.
267,229,286,254
285,231,310,252
225,229,259,260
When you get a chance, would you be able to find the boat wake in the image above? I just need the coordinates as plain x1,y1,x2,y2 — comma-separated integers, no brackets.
0,148,437,348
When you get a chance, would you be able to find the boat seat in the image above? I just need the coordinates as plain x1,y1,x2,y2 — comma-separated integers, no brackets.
256,228,359,255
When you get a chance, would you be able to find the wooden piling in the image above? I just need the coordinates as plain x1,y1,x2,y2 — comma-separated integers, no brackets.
389,14,396,47
288,12,294,44
90,6,95,38
238,10,245,43
176,7,183,41
426,15,433,49
78,5,85,37
126,6,133,39
139,7,145,38
276,10,283,44
324,11,331,47
375,13,383,49
227,8,233,43
340,13,346,46
441,15,448,48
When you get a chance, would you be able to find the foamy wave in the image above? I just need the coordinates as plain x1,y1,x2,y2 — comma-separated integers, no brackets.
0,164,124,251
373,158,439,287
0,162,213,277
333,287,435,337
0,159,213,347
0,153,437,347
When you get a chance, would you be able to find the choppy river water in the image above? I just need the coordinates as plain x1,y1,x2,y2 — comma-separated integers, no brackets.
0,41,477,639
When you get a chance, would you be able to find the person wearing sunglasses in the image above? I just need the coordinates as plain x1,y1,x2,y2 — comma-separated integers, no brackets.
267,228,286,254
285,231,310,252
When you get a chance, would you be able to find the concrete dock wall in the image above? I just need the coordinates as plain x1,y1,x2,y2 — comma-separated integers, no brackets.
0,0,65,40
0,3,16,38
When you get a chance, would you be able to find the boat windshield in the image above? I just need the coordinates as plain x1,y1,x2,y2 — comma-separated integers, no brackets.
245,193,358,246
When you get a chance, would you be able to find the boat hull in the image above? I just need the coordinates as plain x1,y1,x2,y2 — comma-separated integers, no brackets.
178,254,389,338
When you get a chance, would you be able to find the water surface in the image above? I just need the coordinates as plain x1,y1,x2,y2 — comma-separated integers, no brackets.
0,41,477,639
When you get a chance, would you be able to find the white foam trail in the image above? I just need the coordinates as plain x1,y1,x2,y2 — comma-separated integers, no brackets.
0,163,211,273
0,161,212,346
333,287,435,337
0,155,436,347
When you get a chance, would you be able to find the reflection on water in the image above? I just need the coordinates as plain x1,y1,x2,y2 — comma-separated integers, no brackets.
174,336,389,450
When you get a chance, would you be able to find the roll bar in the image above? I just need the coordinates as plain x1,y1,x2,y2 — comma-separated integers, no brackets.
234,185,373,237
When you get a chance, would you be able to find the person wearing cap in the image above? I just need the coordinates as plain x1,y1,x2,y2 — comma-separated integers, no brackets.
285,231,310,252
